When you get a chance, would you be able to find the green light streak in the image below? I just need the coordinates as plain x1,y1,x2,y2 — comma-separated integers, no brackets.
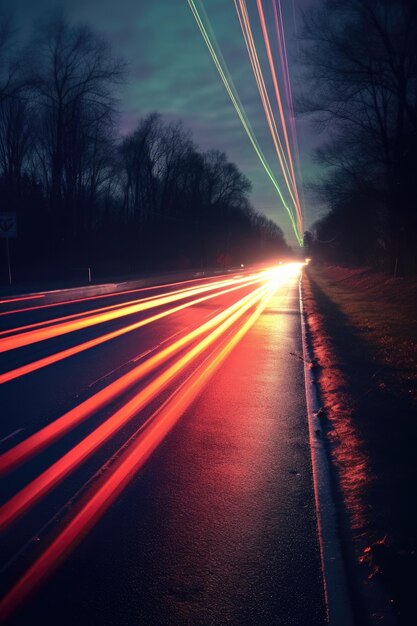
188,0,302,244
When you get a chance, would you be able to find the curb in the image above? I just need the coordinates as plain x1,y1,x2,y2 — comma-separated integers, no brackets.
0,268,244,307
299,275,355,626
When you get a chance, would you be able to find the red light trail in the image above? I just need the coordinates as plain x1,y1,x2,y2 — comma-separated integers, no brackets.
0,274,267,384
0,272,269,353
0,275,220,317
0,280,271,477
0,264,304,621
0,294,45,305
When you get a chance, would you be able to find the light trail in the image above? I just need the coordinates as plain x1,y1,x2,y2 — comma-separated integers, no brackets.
255,0,303,235
0,294,45,305
0,276,266,384
273,0,297,157
0,271,270,354
0,274,254,337
1,265,303,523
234,0,303,235
0,283,270,527
0,278,270,385
0,279,272,477
0,275,222,318
187,0,301,242
0,273,252,338
272,0,304,224
0,292,163,337
0,280,276,623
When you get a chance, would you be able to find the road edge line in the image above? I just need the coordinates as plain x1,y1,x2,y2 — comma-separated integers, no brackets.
299,274,355,626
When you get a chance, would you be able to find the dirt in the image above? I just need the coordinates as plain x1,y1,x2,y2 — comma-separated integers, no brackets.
302,264,417,626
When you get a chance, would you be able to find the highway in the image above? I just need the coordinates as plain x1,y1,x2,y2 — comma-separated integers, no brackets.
0,264,327,625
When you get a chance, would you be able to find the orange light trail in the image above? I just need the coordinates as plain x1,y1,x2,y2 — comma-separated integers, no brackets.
0,280,271,478
0,282,275,623
187,0,302,242
0,292,159,337
255,0,303,235
234,0,299,220
0,276,251,339
0,275,223,318
0,274,252,338
0,276,266,384
0,283,270,527
0,272,271,354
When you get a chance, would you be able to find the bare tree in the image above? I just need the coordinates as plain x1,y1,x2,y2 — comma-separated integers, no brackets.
0,96,32,189
119,113,162,221
33,15,125,241
0,12,37,216
301,0,417,272
0,12,27,103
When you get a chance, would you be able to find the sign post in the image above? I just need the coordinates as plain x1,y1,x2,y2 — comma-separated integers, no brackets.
0,212,17,286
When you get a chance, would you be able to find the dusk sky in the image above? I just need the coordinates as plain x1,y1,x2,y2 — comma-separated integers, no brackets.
8,0,322,245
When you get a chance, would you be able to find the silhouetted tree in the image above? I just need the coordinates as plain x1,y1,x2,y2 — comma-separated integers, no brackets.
0,15,291,282
32,15,124,248
302,0,417,273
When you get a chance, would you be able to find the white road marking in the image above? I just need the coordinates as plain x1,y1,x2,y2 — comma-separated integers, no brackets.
0,429,24,445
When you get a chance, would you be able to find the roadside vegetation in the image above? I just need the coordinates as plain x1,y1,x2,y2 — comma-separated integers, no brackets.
0,13,291,285
299,4,417,619
303,264,417,624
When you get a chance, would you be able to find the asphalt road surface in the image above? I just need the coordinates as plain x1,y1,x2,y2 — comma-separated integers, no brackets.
0,264,327,625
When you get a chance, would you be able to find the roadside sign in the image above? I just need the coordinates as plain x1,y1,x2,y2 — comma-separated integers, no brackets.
0,212,17,238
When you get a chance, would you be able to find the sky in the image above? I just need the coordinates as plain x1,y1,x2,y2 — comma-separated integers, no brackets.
6,0,323,246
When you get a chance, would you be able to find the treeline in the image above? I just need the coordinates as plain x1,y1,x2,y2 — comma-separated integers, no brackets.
302,0,417,275
0,15,291,283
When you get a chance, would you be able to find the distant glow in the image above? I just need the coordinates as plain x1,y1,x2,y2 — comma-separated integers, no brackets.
268,262,304,288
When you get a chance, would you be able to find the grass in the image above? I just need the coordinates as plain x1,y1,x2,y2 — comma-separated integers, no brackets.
303,264,417,625
309,266,417,402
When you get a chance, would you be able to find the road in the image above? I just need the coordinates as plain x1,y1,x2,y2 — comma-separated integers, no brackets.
0,264,327,625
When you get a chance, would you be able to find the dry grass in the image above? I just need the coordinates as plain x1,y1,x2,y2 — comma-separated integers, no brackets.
309,266,417,403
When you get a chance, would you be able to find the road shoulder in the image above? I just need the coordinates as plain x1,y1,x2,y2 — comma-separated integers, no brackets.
302,265,417,625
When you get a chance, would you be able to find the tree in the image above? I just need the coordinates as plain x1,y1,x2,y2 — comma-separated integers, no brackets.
32,15,125,246
0,14,292,280
0,12,29,104
301,0,417,273
0,11,35,199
